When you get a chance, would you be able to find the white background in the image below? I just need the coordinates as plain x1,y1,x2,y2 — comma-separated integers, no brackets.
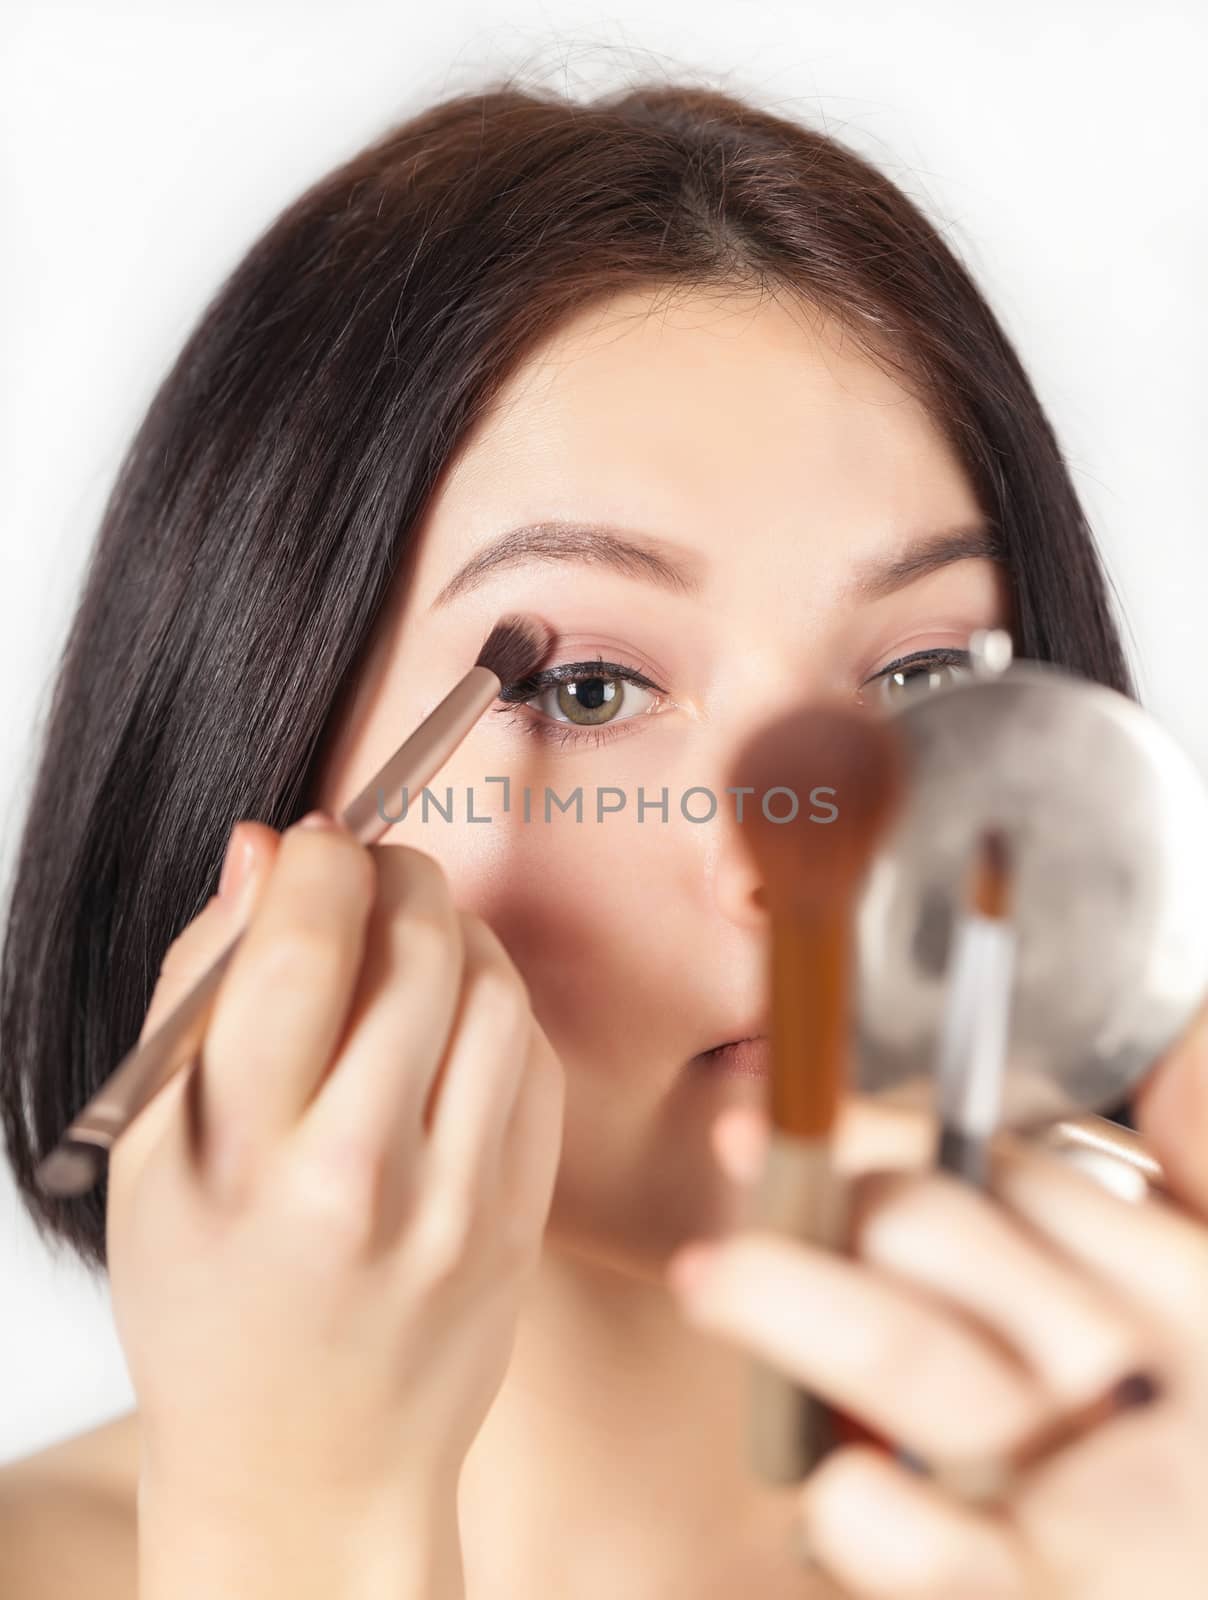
2,0,1205,1466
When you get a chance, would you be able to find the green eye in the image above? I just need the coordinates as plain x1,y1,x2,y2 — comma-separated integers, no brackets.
538,673,655,726
496,655,668,745
498,656,666,735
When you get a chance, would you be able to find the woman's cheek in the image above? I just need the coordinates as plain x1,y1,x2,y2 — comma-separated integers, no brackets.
465,809,658,1032
387,731,712,1097
404,787,744,1264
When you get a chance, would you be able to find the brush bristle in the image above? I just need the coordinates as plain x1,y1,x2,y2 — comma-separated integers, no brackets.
730,700,906,903
476,614,553,688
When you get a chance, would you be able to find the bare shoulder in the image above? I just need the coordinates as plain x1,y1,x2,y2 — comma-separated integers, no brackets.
0,1412,138,1600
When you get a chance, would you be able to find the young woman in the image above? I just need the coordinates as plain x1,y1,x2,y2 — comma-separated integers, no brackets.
2,75,1207,1600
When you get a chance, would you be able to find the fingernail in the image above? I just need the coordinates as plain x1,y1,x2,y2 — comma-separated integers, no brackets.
217,824,252,899
1112,1369,1162,1411
667,1242,721,1299
297,809,335,831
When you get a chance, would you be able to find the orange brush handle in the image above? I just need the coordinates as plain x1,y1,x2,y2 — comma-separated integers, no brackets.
769,907,849,1138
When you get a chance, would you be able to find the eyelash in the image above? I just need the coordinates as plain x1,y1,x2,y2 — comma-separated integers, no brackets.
494,646,973,747
859,646,973,705
494,656,667,751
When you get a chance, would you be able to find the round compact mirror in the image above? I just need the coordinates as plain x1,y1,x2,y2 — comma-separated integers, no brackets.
855,654,1208,1126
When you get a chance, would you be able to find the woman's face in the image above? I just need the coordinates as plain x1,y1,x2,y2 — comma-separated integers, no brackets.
315,284,1010,1280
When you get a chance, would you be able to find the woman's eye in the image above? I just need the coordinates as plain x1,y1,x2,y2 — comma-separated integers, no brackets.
862,648,972,709
498,659,665,735
528,671,657,727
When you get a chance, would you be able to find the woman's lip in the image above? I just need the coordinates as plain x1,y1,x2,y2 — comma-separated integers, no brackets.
695,1036,770,1078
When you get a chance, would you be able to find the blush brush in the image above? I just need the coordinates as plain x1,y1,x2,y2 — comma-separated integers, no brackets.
35,612,553,1199
730,702,906,1484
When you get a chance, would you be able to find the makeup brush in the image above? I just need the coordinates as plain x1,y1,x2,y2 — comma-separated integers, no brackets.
934,826,1016,1186
731,702,906,1484
892,825,1017,1484
899,829,1161,1503
35,613,553,1199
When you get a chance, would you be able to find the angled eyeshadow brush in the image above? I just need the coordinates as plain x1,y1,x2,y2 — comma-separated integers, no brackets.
35,613,553,1199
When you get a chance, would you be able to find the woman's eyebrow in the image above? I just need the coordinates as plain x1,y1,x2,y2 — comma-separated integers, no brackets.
428,516,1005,609
429,520,705,607
843,522,1007,602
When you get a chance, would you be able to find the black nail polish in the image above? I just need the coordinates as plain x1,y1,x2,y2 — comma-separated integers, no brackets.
1112,1369,1162,1410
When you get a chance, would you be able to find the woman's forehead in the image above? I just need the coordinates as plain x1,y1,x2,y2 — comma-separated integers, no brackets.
407,284,983,610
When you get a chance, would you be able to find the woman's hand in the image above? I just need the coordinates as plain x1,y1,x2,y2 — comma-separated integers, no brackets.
106,812,564,1557
666,1000,1208,1599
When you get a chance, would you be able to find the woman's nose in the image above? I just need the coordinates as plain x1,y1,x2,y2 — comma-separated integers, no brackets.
704,807,772,929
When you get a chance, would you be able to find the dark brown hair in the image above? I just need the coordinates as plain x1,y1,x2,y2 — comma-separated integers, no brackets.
0,72,1135,1271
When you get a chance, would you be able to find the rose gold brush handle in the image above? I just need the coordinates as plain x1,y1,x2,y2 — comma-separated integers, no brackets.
338,666,500,839
748,1127,852,1482
34,946,239,1197
34,664,506,1198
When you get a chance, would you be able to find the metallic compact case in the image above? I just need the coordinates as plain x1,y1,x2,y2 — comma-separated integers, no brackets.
854,638,1208,1134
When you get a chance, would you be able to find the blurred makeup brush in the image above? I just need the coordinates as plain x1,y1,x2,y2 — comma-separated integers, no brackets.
935,826,1016,1185
731,702,906,1484
893,824,1017,1484
897,830,1166,1502
35,613,553,1200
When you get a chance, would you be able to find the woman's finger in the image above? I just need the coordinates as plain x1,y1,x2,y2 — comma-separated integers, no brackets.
799,1445,1034,1599
115,822,278,1177
138,821,277,1043
1132,997,1208,1219
287,845,466,1229
988,1133,1208,1345
199,815,377,1183
849,1167,1159,1412
419,912,532,1209
668,1228,1051,1465
1008,1394,1208,1594
712,1098,1198,1374
492,1015,565,1260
